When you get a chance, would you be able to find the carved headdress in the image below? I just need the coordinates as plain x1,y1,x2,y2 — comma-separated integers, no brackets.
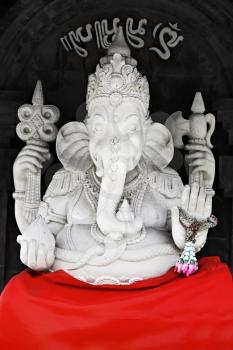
86,26,150,112
57,27,174,173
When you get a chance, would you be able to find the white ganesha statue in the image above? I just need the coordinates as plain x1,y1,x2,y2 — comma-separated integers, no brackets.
13,27,216,285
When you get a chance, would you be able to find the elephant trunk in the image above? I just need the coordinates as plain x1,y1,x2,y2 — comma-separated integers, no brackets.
96,158,142,237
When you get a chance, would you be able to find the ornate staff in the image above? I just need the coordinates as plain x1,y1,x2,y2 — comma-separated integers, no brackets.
166,92,217,276
186,92,215,186
16,80,60,222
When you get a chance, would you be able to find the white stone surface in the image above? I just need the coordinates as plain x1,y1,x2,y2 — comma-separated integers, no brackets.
13,27,215,284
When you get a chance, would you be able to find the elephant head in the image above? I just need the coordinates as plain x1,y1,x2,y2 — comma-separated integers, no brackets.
56,97,173,237
56,26,174,238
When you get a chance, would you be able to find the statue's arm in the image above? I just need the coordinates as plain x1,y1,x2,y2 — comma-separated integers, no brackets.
14,190,69,272
14,194,66,236
13,151,82,271
15,168,83,271
14,196,30,235
13,143,51,233
150,168,211,253
13,143,74,235
15,195,67,272
171,142,215,252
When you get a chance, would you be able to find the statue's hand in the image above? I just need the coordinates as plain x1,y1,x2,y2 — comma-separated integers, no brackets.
181,182,212,221
185,144,215,188
16,215,55,271
171,183,212,251
17,236,55,271
13,144,51,191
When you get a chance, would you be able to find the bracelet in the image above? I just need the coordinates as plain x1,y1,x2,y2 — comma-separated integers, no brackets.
174,209,217,277
179,208,218,242
12,191,25,201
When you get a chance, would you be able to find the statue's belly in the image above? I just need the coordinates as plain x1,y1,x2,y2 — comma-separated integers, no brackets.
56,224,171,250
53,224,179,283
64,255,179,283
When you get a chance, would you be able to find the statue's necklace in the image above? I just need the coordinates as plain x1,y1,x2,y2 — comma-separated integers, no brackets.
83,167,149,246
83,167,148,216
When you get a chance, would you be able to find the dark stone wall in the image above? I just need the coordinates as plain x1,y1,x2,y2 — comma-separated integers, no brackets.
0,0,233,289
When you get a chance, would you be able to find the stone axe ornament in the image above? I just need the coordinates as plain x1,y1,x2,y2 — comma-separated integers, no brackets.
165,92,215,187
165,92,217,276
16,80,60,222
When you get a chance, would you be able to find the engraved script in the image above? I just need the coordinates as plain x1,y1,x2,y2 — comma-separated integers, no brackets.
60,18,183,59
149,23,184,60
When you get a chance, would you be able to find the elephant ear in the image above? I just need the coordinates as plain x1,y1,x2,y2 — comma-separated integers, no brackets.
56,121,92,172
143,122,174,170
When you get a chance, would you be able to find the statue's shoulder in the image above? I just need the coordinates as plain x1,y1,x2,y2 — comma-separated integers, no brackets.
148,166,184,198
44,167,85,198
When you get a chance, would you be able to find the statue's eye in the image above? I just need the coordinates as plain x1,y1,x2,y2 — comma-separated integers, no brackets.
92,114,105,134
93,123,104,133
128,124,137,133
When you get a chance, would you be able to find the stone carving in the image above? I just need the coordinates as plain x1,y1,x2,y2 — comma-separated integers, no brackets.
60,18,183,60
14,81,60,222
95,18,120,50
62,23,93,57
149,23,183,60
125,18,147,48
166,92,215,187
13,27,215,284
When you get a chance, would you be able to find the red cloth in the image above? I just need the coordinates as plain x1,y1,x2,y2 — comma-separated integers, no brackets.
0,256,232,350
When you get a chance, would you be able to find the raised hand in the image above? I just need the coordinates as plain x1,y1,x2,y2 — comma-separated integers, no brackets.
171,182,213,251
181,182,212,221
185,144,215,188
13,144,51,191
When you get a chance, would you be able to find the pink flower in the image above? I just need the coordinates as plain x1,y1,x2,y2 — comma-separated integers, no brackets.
174,262,183,273
185,264,198,277
175,261,199,277
181,263,189,274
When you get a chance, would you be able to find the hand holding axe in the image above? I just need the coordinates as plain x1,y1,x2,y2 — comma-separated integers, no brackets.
165,92,215,189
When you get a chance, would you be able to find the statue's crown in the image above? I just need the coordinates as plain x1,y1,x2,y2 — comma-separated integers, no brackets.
86,26,150,111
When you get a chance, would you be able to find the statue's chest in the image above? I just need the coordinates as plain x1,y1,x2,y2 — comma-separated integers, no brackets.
70,185,168,230
140,190,168,229
69,190,96,224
